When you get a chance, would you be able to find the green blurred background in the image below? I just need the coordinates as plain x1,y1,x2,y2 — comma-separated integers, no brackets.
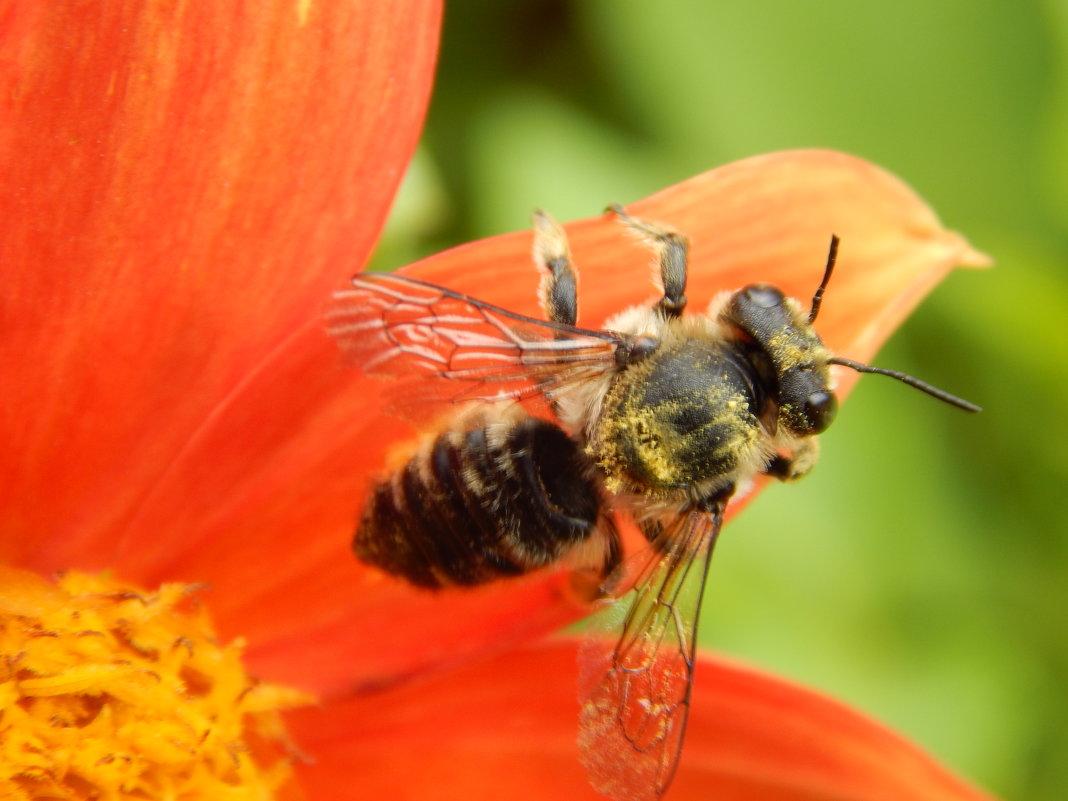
370,2,1068,798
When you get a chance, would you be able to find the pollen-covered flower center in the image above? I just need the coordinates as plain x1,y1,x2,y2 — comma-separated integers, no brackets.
0,568,314,800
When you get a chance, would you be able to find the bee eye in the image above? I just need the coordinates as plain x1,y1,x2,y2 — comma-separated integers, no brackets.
805,390,837,433
743,285,785,309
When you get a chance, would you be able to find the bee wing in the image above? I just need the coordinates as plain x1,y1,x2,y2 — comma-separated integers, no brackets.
326,273,623,407
578,501,725,801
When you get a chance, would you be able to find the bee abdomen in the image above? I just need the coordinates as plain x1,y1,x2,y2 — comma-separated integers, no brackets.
355,416,602,589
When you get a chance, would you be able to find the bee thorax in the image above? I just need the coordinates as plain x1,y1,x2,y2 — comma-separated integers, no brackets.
589,336,771,496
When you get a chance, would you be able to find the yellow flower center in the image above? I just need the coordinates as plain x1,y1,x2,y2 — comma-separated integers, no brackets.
0,567,315,800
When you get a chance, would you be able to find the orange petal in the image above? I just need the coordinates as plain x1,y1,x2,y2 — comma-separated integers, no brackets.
86,151,981,696
285,639,996,801
0,0,441,569
406,150,987,371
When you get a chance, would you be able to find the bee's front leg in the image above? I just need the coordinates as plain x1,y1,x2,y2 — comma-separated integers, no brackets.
765,438,821,481
608,204,689,318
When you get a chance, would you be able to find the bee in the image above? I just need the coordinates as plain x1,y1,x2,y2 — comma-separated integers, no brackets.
326,206,980,801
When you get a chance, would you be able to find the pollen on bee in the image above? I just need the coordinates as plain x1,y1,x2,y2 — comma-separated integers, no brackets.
0,567,314,800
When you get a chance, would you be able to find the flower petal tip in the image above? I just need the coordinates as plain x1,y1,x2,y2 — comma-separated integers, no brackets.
956,238,994,268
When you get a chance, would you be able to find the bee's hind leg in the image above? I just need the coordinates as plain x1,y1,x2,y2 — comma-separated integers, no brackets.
565,513,623,603
532,210,580,326
608,203,689,318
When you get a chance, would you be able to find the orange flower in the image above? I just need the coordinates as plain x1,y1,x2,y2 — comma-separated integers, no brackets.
287,640,996,801
0,4,993,800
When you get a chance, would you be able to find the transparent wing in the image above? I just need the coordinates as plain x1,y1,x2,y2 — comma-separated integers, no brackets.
326,273,624,406
578,501,725,801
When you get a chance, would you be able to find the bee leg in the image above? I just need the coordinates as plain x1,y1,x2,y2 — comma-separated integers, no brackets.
532,210,579,326
765,438,821,481
567,513,623,602
608,204,689,318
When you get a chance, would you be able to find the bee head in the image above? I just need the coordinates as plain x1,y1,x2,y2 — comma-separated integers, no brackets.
726,236,980,431
725,284,838,436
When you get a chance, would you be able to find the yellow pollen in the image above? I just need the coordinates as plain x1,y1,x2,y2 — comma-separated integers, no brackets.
0,567,315,800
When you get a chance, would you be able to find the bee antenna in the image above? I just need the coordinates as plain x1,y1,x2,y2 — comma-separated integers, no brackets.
828,356,982,412
808,234,840,324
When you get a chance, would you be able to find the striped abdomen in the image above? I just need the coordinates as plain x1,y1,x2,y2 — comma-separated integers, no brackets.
356,414,606,589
